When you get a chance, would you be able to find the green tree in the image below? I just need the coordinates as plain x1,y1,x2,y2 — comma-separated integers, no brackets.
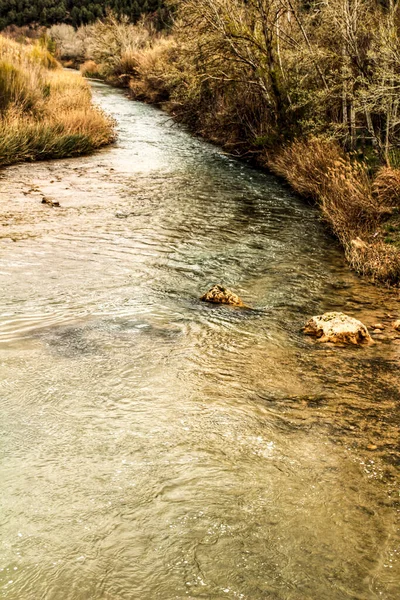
0,0,168,28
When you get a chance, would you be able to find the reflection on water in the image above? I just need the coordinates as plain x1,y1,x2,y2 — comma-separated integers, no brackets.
0,82,399,600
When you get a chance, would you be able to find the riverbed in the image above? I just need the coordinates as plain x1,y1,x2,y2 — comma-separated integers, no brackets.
0,81,399,599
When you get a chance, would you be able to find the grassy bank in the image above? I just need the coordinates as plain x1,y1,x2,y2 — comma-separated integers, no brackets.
48,6,400,286
267,140,400,285
0,35,115,167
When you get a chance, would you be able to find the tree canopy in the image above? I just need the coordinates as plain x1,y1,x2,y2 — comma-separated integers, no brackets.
0,1,167,29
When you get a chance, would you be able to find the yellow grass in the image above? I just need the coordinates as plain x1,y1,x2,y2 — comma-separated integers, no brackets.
80,60,102,78
268,139,400,284
0,35,115,166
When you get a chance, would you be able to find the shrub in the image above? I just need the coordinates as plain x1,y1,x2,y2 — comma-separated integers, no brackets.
84,14,151,81
127,37,178,103
48,24,86,63
80,60,102,79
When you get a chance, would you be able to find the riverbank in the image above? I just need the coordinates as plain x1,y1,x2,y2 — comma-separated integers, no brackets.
0,35,115,167
52,8,400,287
127,79,400,287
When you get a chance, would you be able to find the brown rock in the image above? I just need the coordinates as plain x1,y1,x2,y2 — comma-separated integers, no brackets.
372,323,385,330
41,197,60,207
200,285,246,307
303,312,373,345
392,320,400,331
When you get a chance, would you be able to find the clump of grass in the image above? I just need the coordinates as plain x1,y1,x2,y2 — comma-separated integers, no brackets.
373,167,400,208
268,138,379,232
80,60,102,79
0,35,115,167
268,138,400,285
0,60,44,115
28,43,59,70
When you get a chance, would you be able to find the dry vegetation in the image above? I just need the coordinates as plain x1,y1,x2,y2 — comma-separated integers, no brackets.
45,3,400,284
0,35,115,166
268,140,400,283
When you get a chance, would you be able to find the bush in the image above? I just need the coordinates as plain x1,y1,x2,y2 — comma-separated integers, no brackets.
80,60,102,78
83,14,151,81
48,24,87,63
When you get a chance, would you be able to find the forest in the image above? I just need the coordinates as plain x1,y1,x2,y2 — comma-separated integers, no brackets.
0,0,166,28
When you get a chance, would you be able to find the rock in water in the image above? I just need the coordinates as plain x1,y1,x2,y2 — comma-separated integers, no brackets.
41,197,60,207
303,312,372,345
200,285,245,307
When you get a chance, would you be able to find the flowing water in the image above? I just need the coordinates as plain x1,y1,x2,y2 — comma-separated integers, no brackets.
0,82,399,600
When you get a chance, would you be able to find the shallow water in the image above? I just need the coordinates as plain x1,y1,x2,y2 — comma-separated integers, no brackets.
0,82,399,600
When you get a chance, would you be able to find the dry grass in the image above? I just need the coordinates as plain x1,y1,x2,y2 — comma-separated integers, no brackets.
373,167,400,207
127,38,178,103
0,35,115,167
268,139,378,236
348,241,400,286
268,138,400,284
83,14,151,82
80,60,102,79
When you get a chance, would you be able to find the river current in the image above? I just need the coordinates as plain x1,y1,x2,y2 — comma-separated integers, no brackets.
0,82,399,599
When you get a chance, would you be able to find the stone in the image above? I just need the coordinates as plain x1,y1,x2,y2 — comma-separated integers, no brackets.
200,285,246,307
392,320,400,331
303,312,373,345
41,197,60,207
372,323,385,330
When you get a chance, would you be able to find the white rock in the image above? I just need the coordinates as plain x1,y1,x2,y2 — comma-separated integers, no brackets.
303,312,372,345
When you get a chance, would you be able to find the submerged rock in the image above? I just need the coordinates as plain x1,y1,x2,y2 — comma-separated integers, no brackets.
303,312,372,345
200,285,246,307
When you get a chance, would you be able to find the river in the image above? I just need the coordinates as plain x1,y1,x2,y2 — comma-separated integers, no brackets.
0,81,399,599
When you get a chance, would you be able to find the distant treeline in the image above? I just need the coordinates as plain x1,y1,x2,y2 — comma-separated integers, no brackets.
0,1,167,29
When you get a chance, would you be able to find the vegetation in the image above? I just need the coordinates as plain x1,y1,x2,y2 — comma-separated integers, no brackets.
269,139,400,284
56,2,399,285
0,35,115,166
2,0,400,284
0,1,168,29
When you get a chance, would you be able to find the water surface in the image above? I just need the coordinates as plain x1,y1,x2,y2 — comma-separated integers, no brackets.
0,82,399,600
